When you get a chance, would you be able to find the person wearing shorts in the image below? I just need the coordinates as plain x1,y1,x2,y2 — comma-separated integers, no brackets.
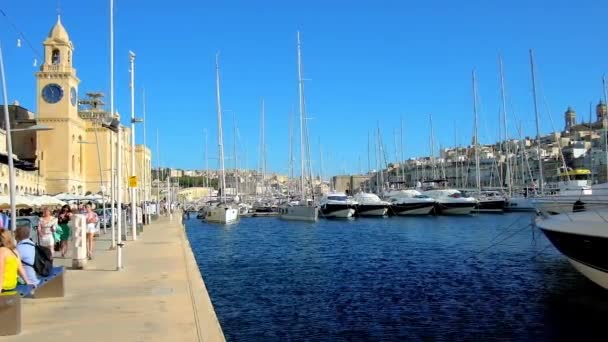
84,203,98,260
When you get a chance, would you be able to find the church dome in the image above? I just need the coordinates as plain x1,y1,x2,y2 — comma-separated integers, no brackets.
48,16,70,42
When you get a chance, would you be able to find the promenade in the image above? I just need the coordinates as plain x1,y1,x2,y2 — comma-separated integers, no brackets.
5,215,225,342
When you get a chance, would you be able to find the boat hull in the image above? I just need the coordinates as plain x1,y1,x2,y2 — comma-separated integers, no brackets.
280,205,319,222
505,197,536,212
390,202,435,216
537,216,608,289
205,207,239,224
475,199,505,213
321,204,355,218
435,202,475,215
356,204,388,217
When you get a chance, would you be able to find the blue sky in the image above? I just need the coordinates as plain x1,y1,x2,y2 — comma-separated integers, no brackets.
1,0,607,176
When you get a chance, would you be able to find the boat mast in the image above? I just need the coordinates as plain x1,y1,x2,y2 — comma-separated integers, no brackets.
472,70,481,192
288,110,294,198
498,54,511,196
602,75,608,183
232,111,239,198
400,117,405,188
367,131,371,192
429,114,436,180
260,98,266,195
529,49,544,194
297,31,306,199
215,53,227,204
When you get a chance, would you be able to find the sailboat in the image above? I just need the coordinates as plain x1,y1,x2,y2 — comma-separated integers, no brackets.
468,69,506,212
280,31,319,222
205,53,239,224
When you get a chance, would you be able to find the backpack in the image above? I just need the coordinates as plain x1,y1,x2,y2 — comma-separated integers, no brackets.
21,241,53,277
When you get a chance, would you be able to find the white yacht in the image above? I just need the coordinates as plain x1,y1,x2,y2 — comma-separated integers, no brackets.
279,32,319,223
469,190,506,213
385,189,436,215
532,169,594,215
505,195,536,212
353,192,390,217
536,210,608,289
422,189,477,215
205,54,238,224
320,193,357,218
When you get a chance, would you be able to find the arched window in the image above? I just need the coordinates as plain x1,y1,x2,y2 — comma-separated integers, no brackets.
52,49,61,65
72,154,75,172
79,136,83,174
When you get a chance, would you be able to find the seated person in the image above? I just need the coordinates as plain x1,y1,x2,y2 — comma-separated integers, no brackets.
15,224,40,286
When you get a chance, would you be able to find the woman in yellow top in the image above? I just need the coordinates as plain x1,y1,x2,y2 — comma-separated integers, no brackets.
0,228,33,295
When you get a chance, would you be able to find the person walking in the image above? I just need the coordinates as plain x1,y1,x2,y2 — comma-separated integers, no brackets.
0,229,33,296
37,207,58,257
57,205,72,257
84,203,99,260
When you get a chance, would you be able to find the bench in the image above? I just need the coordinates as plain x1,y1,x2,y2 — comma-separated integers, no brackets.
16,266,66,299
0,267,65,336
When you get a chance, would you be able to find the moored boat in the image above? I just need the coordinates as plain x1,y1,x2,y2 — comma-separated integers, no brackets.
353,192,389,217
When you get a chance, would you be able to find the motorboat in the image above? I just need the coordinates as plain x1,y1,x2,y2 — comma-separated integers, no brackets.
505,195,536,212
319,192,357,218
532,168,595,215
536,210,608,289
422,189,477,215
385,189,435,215
468,190,506,213
353,192,390,217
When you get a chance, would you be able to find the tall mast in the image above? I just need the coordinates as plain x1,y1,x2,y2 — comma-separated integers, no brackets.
472,70,481,191
319,139,324,184
529,49,544,194
400,117,404,187
367,131,371,192
288,110,294,198
393,128,399,187
429,114,436,180
297,31,306,197
260,98,266,194
215,53,227,203
602,75,608,183
204,128,209,190
233,111,239,197
499,54,511,196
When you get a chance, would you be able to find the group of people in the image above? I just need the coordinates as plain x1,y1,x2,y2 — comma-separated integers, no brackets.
0,202,99,295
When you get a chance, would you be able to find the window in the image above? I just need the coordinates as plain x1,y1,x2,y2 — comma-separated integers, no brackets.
52,49,61,64
72,154,75,172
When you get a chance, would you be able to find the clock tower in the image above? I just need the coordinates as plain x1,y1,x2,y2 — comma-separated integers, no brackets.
36,16,86,194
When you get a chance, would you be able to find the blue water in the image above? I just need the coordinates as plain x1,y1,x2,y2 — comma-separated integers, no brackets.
186,214,608,341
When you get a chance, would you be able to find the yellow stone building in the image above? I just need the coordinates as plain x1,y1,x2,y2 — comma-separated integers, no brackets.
0,16,152,202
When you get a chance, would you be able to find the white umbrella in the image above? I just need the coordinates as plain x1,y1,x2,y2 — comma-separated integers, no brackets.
30,195,66,207
0,195,35,210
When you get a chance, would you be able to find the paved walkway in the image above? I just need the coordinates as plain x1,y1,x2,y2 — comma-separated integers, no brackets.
6,215,225,342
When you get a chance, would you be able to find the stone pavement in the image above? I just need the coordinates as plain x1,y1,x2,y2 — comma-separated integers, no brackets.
5,215,225,342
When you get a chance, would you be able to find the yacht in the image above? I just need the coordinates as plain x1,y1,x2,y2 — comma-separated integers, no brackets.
279,32,319,223
319,193,357,218
536,210,608,289
532,169,594,215
385,189,436,215
205,203,239,223
279,199,319,222
468,190,506,213
353,192,390,217
422,189,477,215
505,194,536,212
204,54,239,224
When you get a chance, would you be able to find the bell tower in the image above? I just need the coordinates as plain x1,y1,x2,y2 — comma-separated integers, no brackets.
36,16,86,195
36,15,80,119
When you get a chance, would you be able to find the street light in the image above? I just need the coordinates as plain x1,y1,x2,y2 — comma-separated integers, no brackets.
128,51,143,241
1,41,54,230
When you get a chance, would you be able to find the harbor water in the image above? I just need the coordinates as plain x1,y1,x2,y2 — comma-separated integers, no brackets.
186,213,608,341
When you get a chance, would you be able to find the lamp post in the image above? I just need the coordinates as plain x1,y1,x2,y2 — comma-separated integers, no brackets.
129,51,137,241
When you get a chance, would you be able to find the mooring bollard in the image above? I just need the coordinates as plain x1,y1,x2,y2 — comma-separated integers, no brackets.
70,214,87,269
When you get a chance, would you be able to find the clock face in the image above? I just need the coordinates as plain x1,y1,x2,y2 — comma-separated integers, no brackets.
41,84,64,104
70,87,77,106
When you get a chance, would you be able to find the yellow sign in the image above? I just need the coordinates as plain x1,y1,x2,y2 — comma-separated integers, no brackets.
129,176,138,188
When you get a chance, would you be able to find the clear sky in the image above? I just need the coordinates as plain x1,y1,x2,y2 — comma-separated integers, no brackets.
1,0,607,177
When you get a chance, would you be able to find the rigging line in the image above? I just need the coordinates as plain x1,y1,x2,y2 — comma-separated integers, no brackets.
466,221,534,261
0,8,43,58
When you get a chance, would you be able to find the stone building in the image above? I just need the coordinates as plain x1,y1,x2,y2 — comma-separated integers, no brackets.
0,16,151,201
